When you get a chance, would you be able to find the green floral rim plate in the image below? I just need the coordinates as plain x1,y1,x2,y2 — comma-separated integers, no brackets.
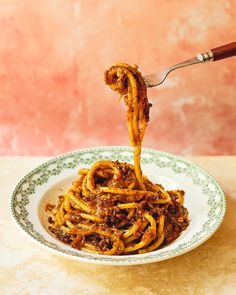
11,146,226,265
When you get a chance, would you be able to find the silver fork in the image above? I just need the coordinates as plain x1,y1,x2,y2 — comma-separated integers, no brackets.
144,41,236,88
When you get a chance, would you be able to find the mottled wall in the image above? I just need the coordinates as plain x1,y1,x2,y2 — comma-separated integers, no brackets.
0,0,236,155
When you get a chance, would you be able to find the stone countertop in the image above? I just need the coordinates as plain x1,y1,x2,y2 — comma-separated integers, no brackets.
0,157,235,295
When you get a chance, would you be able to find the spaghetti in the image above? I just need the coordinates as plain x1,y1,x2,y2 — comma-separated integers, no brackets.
46,63,189,255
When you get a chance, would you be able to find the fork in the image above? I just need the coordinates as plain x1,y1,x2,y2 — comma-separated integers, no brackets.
144,41,236,88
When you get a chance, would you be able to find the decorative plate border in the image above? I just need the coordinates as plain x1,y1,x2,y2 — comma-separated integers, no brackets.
10,146,226,265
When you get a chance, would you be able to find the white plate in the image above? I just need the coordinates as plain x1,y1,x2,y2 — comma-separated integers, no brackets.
11,146,226,265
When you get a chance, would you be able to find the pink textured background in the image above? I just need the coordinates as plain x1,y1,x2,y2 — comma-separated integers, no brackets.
0,0,236,156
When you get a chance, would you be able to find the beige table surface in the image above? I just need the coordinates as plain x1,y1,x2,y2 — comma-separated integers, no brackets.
0,156,235,295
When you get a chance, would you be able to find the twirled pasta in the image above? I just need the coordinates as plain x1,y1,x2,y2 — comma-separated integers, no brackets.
105,63,152,189
46,63,189,255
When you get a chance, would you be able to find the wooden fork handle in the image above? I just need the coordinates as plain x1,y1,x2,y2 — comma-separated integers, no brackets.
211,41,236,61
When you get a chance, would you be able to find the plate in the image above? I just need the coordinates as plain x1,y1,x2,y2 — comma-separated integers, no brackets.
11,146,226,265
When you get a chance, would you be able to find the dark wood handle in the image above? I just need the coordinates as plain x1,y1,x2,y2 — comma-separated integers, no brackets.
211,41,236,61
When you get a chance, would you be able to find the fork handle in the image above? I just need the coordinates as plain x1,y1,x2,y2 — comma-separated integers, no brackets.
211,41,236,61
199,42,236,62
